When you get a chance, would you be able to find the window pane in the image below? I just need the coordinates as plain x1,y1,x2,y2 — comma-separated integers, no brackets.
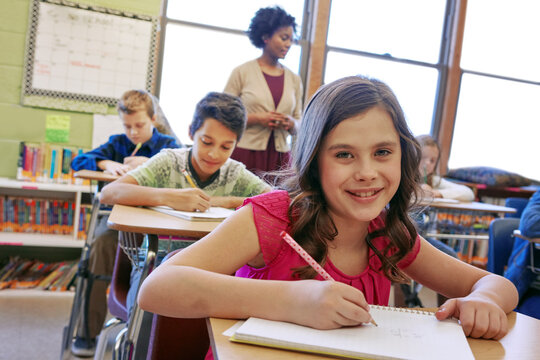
159,24,301,145
328,0,447,64
325,51,439,136
461,0,540,81
167,0,305,33
449,74,540,181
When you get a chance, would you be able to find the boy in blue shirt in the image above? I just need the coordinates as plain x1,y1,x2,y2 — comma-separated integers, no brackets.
70,89,180,357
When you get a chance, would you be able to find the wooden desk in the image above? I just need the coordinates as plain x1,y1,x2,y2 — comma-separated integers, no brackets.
107,204,220,238
208,311,540,360
106,204,221,359
419,199,516,215
73,169,120,183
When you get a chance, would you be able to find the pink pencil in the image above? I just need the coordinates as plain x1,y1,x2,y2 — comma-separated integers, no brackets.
280,230,378,326
280,231,334,281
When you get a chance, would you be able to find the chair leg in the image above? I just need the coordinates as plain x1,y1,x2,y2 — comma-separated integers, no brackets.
60,242,92,359
113,327,128,360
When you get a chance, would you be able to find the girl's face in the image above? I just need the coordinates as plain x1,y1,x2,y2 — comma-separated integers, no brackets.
419,144,439,177
317,107,402,226
121,109,156,145
189,118,237,182
263,26,294,59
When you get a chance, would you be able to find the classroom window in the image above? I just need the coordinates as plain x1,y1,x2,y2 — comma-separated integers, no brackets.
449,0,540,181
159,0,306,146
324,0,449,136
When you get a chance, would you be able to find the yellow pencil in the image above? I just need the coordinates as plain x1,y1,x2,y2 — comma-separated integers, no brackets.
130,142,142,156
182,169,197,188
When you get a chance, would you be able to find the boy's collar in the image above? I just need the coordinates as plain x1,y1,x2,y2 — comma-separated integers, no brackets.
187,149,220,189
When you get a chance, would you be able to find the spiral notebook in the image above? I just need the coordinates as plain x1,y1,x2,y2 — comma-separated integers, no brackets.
229,305,474,360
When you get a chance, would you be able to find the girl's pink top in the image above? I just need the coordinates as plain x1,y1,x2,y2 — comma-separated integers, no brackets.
205,190,421,360
236,190,421,305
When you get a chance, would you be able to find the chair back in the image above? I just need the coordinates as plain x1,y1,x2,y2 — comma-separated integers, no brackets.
504,197,529,218
107,232,142,321
487,218,520,275
145,249,210,360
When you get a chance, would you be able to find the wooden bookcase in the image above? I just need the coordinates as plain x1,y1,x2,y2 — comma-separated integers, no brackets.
0,178,94,260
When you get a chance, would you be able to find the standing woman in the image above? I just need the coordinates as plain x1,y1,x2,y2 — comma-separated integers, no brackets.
224,6,303,176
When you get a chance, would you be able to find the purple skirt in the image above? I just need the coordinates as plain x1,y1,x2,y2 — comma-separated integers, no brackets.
231,132,291,178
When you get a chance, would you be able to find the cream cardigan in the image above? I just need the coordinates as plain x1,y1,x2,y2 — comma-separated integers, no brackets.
224,59,303,152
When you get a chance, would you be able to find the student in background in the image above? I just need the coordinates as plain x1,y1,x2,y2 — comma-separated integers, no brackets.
69,89,180,357
72,90,180,175
416,134,475,202
504,189,540,318
224,6,303,176
99,91,271,322
139,76,518,360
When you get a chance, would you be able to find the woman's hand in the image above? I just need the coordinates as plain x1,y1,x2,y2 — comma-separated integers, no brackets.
164,188,211,212
284,280,373,330
435,296,508,340
252,112,288,129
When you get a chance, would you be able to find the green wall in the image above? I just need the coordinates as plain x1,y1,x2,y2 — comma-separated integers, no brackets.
0,0,161,178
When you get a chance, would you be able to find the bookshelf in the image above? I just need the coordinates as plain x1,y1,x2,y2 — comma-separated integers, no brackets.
0,177,95,244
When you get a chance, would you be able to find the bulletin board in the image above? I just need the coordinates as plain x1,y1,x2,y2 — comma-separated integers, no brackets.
22,0,158,113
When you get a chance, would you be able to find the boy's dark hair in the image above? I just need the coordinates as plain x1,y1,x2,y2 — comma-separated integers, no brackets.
189,92,247,140
247,6,297,49
278,75,422,282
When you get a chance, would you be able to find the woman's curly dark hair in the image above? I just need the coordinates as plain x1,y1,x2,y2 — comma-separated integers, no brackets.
247,6,297,49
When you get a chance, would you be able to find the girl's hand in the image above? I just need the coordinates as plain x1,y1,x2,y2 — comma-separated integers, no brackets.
435,297,508,340
420,184,442,198
165,188,211,212
286,280,373,330
123,156,149,169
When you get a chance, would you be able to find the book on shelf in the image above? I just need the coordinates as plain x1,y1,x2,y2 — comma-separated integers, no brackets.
0,257,77,291
0,195,90,240
228,305,474,360
149,205,234,222
16,141,90,185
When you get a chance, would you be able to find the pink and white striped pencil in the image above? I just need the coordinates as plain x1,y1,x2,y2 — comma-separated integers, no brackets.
280,230,334,281
280,230,378,326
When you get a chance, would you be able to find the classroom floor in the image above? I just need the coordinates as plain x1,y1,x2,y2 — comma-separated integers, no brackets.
0,289,115,360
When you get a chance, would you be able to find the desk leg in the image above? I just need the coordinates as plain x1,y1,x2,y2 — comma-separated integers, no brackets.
121,234,158,360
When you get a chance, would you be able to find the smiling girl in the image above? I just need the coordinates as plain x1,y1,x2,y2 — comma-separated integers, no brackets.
139,76,518,357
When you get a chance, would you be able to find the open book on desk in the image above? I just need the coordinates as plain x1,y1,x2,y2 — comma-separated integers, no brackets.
149,206,234,222
228,305,474,360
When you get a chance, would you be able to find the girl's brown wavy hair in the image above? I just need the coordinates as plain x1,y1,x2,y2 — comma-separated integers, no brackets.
276,76,422,282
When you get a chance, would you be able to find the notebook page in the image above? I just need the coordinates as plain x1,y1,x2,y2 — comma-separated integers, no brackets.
232,306,474,360
149,206,234,221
